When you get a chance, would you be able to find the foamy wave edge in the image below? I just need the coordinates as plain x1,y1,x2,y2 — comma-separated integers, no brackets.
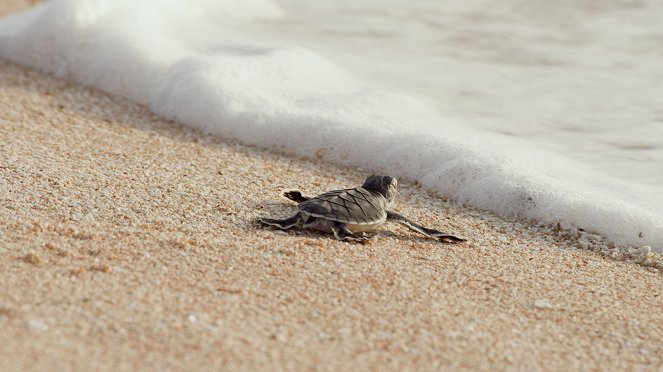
1,0,661,254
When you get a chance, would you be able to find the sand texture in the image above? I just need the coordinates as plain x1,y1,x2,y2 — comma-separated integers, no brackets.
1,2,663,371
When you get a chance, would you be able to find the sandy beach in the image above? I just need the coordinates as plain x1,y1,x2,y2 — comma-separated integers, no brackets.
1,2,662,371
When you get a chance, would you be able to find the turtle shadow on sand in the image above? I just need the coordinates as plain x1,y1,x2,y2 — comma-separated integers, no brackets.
257,176,466,244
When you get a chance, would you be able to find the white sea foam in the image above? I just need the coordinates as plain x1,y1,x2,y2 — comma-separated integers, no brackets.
1,0,662,252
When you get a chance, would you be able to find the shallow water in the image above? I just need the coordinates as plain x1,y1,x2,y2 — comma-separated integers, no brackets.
1,0,661,251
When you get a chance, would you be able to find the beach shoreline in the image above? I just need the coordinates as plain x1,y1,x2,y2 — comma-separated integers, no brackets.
1,2,662,371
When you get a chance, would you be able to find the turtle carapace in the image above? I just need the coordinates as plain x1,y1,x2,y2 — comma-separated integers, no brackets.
260,175,465,243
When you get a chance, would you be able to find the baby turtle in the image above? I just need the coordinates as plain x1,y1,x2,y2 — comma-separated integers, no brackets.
260,175,465,243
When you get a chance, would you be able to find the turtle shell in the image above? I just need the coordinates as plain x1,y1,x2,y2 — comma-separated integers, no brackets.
298,187,387,225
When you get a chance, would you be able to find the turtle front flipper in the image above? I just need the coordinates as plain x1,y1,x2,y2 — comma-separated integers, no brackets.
386,211,465,243
260,212,302,230
282,189,311,203
331,221,372,242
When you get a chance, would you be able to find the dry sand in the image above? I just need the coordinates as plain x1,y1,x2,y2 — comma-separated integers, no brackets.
1,2,662,371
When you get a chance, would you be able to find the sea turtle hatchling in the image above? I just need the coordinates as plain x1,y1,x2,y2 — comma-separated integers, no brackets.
260,175,465,243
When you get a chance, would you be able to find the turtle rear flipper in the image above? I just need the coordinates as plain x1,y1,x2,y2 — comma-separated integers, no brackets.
260,212,302,230
387,211,465,243
282,189,310,203
331,221,372,242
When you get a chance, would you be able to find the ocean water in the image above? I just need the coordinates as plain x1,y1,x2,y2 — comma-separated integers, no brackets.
1,0,662,252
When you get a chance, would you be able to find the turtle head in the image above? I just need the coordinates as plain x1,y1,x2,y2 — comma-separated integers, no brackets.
362,175,398,204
